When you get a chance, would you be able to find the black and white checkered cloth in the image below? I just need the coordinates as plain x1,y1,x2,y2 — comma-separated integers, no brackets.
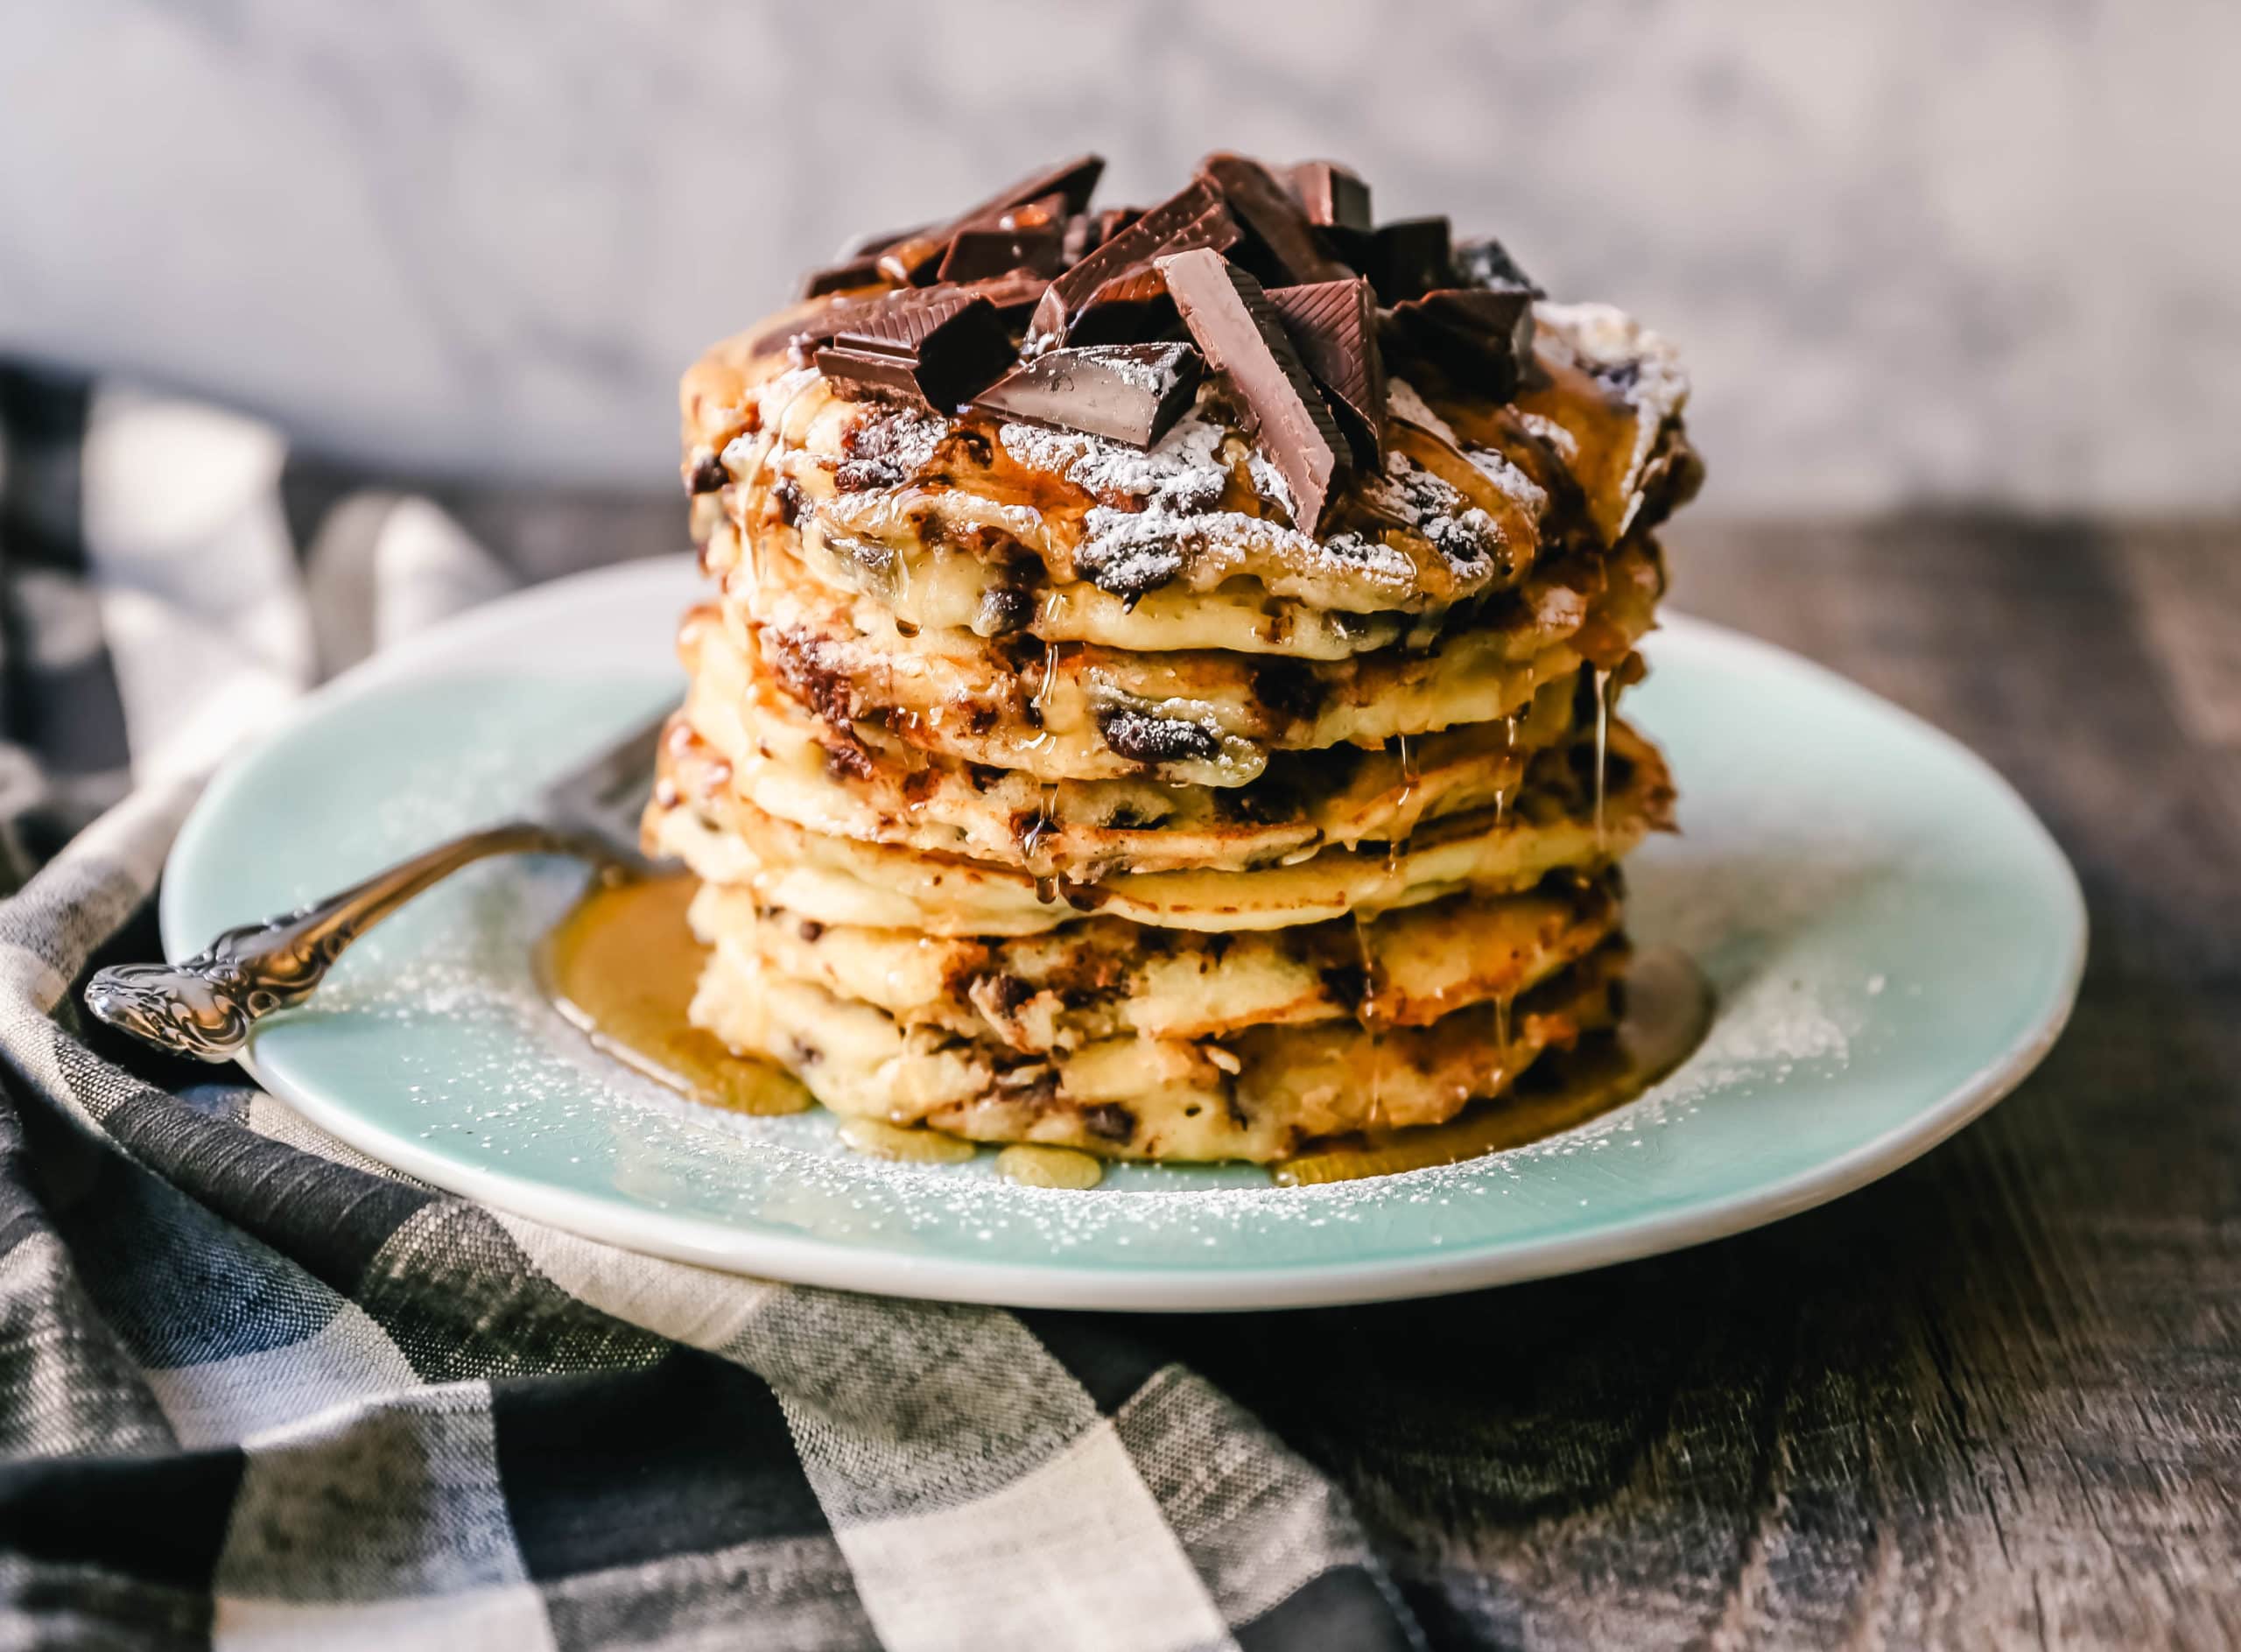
0,365,1424,1649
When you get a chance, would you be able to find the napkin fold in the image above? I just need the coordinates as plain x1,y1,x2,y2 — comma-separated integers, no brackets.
0,363,1422,1650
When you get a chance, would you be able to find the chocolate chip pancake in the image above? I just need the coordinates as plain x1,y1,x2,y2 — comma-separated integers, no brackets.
643,150,1702,1171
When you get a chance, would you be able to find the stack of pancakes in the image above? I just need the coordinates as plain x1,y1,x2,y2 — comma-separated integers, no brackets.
649,153,1699,1164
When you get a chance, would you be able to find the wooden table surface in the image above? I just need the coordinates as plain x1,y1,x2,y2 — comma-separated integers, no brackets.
1141,519,2241,1649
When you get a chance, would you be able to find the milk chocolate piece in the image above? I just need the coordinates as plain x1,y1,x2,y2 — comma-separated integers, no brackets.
1064,268,1179,347
1094,207,1142,243
878,155,1106,285
1268,277,1386,467
1287,160,1372,230
1029,179,1239,344
1199,152,1352,286
749,292,880,358
1453,235,1544,297
972,342,1205,447
1156,248,1348,529
815,292,1015,410
1385,286,1535,399
959,269,1052,315
938,224,1066,283
1368,216,1453,303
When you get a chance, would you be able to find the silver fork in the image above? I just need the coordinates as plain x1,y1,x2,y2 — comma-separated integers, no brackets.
84,709,673,1062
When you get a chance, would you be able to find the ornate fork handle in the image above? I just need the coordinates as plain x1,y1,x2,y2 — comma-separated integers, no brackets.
84,821,609,1062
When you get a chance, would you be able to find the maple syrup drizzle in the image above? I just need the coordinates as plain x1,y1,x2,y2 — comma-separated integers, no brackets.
1591,664,1613,849
996,1144,1106,1189
1275,947,1714,1185
538,873,811,1115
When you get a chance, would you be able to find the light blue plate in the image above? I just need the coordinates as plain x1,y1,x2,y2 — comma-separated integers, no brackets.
163,558,2084,1310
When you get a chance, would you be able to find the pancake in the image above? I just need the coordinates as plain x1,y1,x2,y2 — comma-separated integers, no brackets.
647,151,1703,1168
689,872,1619,1053
678,604,1587,877
646,720,1674,936
685,306,1697,660
732,533,1661,788
690,935,1627,1163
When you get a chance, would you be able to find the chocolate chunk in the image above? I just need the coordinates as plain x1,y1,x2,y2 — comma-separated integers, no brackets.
1028,179,1239,345
1268,277,1386,467
972,342,1205,448
877,154,1106,285
1287,160,1372,230
1198,152,1353,286
685,453,728,495
815,291,1015,410
1368,216,1453,303
1081,1103,1136,1142
1096,705,1222,765
1156,247,1349,531
1064,268,1180,347
797,257,888,299
1095,207,1142,243
1385,287,1535,400
1453,235,1544,297
748,292,882,358
938,224,1065,283
957,269,1052,315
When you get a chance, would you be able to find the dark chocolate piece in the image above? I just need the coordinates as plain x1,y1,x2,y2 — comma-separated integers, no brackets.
972,342,1205,448
1156,247,1348,530
1268,278,1386,467
797,257,887,299
1199,152,1352,286
1028,179,1239,344
814,291,1015,410
1287,160,1372,230
1368,216,1453,303
937,224,1066,283
1064,268,1180,347
1384,286,1535,400
1094,207,1142,243
1453,235,1545,298
877,154,1106,285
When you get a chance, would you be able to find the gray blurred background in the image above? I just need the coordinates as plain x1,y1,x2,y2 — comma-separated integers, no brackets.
4,0,2237,517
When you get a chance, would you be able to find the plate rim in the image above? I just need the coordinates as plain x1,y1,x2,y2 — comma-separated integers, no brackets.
163,555,2088,1311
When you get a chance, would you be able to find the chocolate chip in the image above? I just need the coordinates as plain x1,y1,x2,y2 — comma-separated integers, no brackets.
1095,705,1223,765
685,453,728,495
974,586,1035,636
1082,1104,1136,1142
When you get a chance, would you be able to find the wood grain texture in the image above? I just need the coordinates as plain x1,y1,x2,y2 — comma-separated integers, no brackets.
1153,520,2241,1650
